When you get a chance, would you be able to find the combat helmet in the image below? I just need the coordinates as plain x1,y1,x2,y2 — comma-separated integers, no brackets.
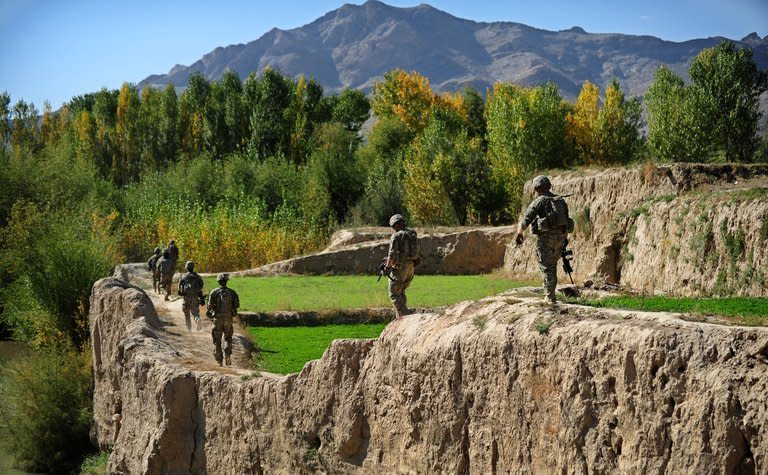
532,175,551,190
216,273,229,283
185,261,195,271
389,214,405,227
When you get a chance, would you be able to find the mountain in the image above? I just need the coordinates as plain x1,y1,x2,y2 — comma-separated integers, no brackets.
138,0,768,100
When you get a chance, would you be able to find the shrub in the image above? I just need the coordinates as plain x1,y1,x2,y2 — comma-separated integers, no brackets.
0,346,93,474
79,451,109,475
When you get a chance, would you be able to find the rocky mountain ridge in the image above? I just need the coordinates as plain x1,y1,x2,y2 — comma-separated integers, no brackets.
138,0,768,100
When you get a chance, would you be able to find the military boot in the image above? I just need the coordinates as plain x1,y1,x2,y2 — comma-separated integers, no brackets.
225,355,231,366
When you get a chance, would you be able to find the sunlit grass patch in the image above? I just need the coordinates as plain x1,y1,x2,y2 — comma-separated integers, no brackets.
205,274,536,312
249,323,387,374
574,296,768,326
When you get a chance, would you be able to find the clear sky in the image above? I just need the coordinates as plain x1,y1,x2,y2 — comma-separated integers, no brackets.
1,0,766,110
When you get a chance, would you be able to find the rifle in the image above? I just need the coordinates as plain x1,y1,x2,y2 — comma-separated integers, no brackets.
376,258,394,282
562,239,574,284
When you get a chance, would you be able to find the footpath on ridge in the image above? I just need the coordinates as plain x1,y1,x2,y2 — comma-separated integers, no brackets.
114,263,253,374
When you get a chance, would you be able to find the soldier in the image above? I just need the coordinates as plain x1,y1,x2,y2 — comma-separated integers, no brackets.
514,175,573,305
146,247,162,294
385,214,420,319
206,273,240,366
167,239,179,270
178,261,204,331
156,249,176,301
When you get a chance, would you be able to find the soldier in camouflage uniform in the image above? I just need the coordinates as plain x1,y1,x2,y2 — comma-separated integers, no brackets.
515,175,569,305
206,273,240,366
156,249,176,301
178,260,204,331
385,214,419,319
167,239,179,270
147,247,162,294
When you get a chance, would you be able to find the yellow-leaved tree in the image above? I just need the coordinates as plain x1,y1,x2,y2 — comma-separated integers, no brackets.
566,80,600,164
372,69,435,135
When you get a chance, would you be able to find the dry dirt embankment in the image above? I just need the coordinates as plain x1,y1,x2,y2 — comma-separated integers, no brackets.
227,226,516,277
91,273,768,474
505,163,768,296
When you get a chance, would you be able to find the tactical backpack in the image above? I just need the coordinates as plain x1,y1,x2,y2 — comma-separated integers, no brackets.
405,228,421,266
535,196,574,234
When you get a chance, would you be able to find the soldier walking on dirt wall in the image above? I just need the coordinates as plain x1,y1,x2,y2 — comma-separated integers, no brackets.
206,273,240,366
385,214,420,318
178,261,204,331
156,249,176,301
514,175,574,305
147,247,162,294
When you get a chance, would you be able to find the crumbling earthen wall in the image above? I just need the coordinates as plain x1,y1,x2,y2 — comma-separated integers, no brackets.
91,278,768,474
505,163,768,296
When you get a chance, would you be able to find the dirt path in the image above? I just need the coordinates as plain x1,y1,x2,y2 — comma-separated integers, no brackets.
125,266,254,375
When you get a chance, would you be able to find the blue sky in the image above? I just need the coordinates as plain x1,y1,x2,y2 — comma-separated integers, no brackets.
1,0,766,110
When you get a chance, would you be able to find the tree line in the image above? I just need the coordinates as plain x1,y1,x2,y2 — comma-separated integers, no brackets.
2,41,765,229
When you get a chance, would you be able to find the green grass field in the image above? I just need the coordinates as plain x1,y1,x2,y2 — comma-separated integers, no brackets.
576,296,768,325
204,274,536,312
249,323,387,374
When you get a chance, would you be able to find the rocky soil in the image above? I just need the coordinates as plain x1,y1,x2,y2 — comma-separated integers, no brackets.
91,270,768,474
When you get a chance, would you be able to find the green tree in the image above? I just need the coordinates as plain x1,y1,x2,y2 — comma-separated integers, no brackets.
689,40,768,162
181,73,211,158
303,122,363,224
288,75,324,163
594,79,641,165
404,106,502,225
244,68,294,160
332,88,370,133
10,99,40,159
353,117,412,225
645,66,710,162
485,82,569,218
0,91,12,150
139,86,163,171
114,83,141,184
221,70,247,154
462,86,486,148
159,84,179,164
204,80,227,158
91,88,119,177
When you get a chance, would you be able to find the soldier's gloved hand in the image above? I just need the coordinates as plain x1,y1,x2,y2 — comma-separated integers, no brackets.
515,233,524,246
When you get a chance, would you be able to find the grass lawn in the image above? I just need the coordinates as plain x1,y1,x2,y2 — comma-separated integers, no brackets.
249,323,387,374
576,296,768,325
204,274,536,312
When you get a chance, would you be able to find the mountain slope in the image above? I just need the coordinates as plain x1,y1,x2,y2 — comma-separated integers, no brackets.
138,0,768,99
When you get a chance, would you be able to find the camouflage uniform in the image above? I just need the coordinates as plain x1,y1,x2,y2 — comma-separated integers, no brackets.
520,191,568,304
387,215,418,318
168,240,179,270
156,251,175,301
147,247,162,293
207,274,240,366
178,262,204,331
